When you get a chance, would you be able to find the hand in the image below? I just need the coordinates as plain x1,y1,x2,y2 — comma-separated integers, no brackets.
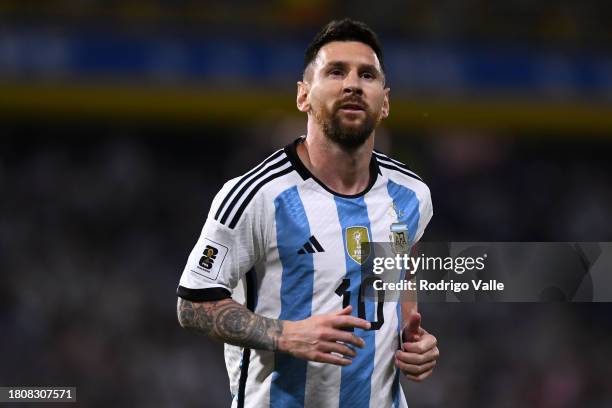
395,312,439,382
277,305,371,366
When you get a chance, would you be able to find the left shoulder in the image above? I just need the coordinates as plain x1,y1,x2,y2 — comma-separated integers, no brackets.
374,150,434,237
373,150,430,193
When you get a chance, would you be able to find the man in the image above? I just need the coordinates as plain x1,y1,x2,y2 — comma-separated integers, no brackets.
176,18,438,408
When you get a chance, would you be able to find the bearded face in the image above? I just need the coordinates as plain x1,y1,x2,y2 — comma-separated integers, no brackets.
299,41,389,150
313,94,379,150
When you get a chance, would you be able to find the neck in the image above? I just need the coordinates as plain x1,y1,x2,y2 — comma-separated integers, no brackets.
296,121,374,195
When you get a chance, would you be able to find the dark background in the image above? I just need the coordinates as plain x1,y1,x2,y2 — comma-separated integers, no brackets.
1,1,611,407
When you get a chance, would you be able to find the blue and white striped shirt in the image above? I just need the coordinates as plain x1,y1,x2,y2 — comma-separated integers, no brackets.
178,137,433,408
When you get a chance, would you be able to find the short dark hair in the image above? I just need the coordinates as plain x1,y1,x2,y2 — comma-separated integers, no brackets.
303,18,385,77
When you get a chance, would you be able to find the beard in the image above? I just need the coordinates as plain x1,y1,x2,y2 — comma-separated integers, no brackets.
314,100,378,150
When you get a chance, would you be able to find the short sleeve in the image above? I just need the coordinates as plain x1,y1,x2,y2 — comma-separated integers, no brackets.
414,184,433,243
177,179,265,302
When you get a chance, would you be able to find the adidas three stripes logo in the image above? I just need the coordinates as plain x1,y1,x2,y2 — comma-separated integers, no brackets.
297,235,325,254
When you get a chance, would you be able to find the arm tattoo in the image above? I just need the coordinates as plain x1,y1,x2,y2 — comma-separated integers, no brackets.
177,298,283,351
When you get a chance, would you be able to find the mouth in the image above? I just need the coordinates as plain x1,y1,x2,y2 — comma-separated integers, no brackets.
338,103,366,113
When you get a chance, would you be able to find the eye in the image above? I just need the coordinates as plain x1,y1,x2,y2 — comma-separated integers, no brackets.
329,69,344,77
361,71,375,80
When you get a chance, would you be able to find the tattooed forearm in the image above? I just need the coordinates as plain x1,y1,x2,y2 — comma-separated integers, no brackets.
177,298,284,351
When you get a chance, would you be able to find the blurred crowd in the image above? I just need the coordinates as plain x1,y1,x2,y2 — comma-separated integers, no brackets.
1,122,611,407
1,1,611,49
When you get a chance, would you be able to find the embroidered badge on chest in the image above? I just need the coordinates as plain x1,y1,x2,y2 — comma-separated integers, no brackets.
345,226,371,265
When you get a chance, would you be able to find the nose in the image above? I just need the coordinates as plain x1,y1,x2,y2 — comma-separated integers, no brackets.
343,70,363,96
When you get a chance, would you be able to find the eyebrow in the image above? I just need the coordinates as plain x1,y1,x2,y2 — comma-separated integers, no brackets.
324,60,382,75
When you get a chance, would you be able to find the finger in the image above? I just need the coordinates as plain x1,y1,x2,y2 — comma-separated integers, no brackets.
319,341,357,358
394,358,436,376
396,346,439,365
403,326,426,344
332,315,371,330
402,333,437,354
312,352,352,366
403,312,421,337
335,305,353,316
325,329,366,348
403,368,434,382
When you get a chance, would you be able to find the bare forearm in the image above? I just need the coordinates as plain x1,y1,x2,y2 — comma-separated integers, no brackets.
177,297,283,351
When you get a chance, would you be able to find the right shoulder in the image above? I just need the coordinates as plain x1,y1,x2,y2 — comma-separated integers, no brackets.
209,147,300,230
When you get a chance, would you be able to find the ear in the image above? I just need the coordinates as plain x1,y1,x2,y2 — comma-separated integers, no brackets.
296,81,310,113
381,87,390,119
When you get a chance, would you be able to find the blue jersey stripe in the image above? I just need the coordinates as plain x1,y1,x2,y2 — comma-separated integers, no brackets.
334,196,375,408
270,186,314,408
387,179,421,408
392,363,401,408
386,180,420,242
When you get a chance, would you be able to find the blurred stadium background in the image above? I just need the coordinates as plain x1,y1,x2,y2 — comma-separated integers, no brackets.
1,1,612,407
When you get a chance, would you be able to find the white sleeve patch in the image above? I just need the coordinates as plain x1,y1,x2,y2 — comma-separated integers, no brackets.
189,238,229,281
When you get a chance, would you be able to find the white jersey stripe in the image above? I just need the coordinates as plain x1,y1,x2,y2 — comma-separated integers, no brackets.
299,183,344,408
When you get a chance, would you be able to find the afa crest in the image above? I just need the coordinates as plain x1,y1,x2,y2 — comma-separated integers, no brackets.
346,226,371,265
390,222,410,254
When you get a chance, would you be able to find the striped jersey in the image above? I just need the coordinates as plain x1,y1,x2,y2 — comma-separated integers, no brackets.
177,137,433,408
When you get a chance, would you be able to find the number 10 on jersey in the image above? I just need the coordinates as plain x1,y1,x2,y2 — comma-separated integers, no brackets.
335,278,385,330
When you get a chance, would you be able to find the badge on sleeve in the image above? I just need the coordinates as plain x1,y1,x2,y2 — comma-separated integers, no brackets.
191,238,229,281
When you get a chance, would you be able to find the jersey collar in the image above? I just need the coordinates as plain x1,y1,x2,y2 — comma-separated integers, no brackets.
284,136,381,199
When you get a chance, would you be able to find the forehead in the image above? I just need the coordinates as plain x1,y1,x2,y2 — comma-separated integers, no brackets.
313,41,382,71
